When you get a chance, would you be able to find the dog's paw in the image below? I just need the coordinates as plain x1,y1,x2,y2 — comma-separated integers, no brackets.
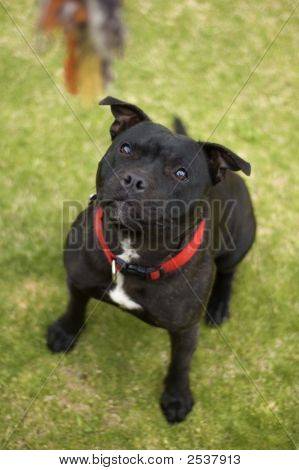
47,321,80,353
160,389,193,423
206,300,230,327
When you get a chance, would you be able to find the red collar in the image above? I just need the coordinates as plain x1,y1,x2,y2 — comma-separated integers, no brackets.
95,207,206,281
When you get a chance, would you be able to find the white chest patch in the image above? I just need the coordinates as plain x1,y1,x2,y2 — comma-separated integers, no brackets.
109,239,142,311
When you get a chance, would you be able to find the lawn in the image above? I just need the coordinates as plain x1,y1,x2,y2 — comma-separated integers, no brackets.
0,0,298,450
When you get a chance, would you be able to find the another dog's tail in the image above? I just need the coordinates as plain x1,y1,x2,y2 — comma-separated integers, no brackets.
173,116,188,136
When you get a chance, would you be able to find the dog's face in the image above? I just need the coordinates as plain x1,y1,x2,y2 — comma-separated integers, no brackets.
96,97,250,232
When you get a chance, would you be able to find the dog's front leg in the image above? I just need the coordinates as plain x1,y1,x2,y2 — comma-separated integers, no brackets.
161,324,199,423
47,284,90,353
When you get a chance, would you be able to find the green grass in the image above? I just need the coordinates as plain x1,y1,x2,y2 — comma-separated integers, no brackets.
0,0,298,450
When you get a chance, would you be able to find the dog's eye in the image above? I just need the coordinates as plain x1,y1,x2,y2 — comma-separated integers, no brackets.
119,143,132,156
175,168,188,180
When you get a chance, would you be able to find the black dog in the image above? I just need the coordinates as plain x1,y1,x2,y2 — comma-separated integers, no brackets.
47,97,256,423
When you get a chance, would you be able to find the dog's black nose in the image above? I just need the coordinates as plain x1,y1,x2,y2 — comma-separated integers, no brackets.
121,173,146,192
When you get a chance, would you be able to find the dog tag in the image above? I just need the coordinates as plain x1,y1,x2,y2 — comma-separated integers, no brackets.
111,259,117,283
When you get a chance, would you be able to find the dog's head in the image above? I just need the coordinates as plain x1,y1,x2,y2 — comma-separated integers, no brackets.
96,97,250,232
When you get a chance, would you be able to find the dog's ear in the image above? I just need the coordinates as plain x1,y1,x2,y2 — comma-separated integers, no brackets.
201,141,251,184
173,116,188,136
99,96,150,140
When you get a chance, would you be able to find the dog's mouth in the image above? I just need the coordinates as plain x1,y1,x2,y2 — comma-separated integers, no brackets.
103,199,167,231
109,200,133,222
104,199,143,229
